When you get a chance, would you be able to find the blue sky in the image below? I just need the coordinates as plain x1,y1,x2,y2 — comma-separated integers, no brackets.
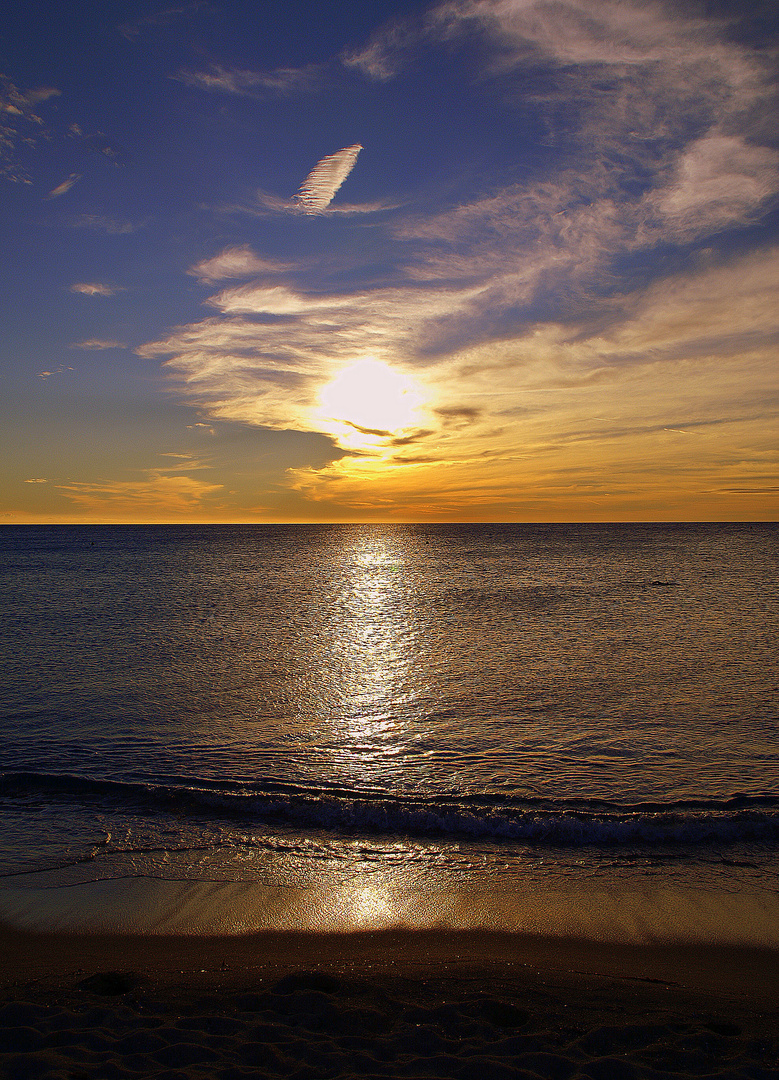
2,0,778,521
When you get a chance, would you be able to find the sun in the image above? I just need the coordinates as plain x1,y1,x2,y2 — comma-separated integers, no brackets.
316,359,426,450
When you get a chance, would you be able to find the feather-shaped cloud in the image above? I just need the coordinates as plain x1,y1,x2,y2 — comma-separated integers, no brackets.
70,282,123,296
48,173,81,198
294,144,363,214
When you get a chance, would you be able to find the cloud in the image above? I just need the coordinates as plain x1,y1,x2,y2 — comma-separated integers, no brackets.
70,339,126,350
66,214,139,234
294,144,363,214
347,0,779,251
342,16,422,80
220,152,392,219
57,470,223,518
69,125,127,166
118,2,207,41
278,246,779,514
134,0,777,518
48,173,81,198
174,63,318,96
1,74,60,183
188,246,292,283
241,188,394,217
435,405,482,423
312,198,400,216
70,282,124,296
36,365,73,378
139,242,777,466
648,133,779,239
206,283,357,315
378,1,778,355
154,453,211,470
580,246,779,363
347,0,771,108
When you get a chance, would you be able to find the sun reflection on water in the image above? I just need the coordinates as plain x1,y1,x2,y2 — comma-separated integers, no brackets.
342,881,398,928
288,527,426,787
336,530,415,735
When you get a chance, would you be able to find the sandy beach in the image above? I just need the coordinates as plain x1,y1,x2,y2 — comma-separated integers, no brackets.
1,926,777,1080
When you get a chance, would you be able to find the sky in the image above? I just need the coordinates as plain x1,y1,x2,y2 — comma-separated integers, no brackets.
1,0,777,523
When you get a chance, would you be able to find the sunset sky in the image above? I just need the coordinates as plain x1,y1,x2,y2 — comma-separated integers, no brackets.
2,0,777,523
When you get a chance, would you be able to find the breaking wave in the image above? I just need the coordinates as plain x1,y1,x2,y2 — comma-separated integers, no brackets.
2,771,778,847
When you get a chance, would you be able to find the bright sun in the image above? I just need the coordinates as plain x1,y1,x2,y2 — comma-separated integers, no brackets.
317,359,425,450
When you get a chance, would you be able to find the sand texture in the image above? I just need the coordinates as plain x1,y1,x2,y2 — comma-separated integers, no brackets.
1,928,778,1080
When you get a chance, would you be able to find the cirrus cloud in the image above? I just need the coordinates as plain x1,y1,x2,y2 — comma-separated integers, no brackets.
70,282,124,297
174,63,319,96
70,339,126,350
56,470,223,518
188,246,292,283
294,144,363,214
136,0,778,519
1,74,60,183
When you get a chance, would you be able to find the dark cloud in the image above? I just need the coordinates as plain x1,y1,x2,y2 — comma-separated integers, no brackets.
389,429,435,446
343,420,393,438
435,406,481,423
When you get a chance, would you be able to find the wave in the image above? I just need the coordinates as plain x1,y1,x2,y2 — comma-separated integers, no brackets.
2,770,778,846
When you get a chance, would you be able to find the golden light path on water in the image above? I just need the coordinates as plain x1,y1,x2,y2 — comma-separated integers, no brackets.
326,528,418,759
282,527,434,928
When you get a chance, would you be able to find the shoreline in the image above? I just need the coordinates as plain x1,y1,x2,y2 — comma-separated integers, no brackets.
4,875,779,946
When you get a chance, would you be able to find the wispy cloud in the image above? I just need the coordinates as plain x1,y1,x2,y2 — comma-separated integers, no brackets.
346,0,773,111
367,0,779,369
347,0,779,253
216,146,392,219
294,144,363,214
143,237,777,516
245,188,394,217
118,2,208,42
70,339,126,350
342,15,422,80
36,365,73,379
174,63,318,96
70,283,124,297
155,452,211,470
57,470,223,517
48,173,81,198
647,133,779,240
136,0,777,518
188,245,292,283
66,214,139,234
220,150,390,219
1,74,60,183
69,124,127,166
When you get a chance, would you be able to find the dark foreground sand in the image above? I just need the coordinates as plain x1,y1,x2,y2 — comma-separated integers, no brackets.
1,927,777,1080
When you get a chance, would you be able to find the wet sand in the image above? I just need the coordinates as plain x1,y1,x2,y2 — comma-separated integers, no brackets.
1,926,777,1079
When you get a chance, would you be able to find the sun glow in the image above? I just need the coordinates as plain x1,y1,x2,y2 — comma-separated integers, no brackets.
316,359,426,451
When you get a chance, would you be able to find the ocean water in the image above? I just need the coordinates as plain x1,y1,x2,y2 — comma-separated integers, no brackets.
1,523,778,940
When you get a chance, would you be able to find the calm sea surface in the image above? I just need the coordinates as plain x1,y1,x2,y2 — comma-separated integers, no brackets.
1,523,778,933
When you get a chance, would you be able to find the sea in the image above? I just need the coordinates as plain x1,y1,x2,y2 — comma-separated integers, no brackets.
1,523,777,943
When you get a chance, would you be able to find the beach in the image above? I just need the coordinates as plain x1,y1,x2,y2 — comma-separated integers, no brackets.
2,524,777,1078
2,925,778,1080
